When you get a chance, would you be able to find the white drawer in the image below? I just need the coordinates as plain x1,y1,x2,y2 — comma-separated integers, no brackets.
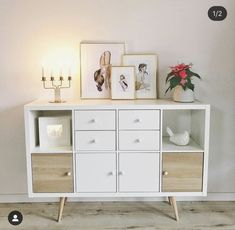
75,131,116,151
119,131,160,151
119,110,160,130
75,110,115,130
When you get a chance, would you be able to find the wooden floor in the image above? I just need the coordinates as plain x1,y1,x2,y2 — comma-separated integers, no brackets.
0,201,235,230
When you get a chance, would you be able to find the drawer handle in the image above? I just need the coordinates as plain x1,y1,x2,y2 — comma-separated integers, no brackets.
90,139,97,144
90,119,96,123
135,139,141,143
108,171,115,176
118,171,124,176
134,118,141,123
66,172,72,176
162,171,169,176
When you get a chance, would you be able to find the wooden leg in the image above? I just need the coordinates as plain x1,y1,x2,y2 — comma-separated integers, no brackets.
170,196,179,221
57,197,66,222
168,196,172,205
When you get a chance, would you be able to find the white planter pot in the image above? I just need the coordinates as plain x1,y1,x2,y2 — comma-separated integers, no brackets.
173,85,194,102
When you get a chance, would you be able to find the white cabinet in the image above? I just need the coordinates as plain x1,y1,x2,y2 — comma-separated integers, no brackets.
24,100,210,198
76,153,116,192
24,100,210,222
118,153,160,192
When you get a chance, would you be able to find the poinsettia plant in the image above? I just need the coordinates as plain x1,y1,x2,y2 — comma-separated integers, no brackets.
165,63,201,94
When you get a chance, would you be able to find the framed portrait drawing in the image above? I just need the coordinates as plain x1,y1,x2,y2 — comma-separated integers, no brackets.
111,66,135,100
80,43,125,99
122,54,157,99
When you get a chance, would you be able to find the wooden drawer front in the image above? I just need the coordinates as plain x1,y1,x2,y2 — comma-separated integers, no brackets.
75,110,115,130
119,110,160,130
76,153,116,192
162,152,203,192
119,153,160,192
32,154,73,193
119,131,160,151
75,131,116,151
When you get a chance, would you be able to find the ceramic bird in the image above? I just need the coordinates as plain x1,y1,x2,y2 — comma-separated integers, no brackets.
166,127,190,146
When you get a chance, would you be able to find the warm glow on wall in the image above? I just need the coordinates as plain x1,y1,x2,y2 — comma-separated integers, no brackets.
41,46,78,77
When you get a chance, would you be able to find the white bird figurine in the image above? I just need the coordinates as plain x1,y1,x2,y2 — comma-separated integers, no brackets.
166,127,190,146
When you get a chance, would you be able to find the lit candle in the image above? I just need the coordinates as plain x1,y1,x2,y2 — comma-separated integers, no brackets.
42,66,45,78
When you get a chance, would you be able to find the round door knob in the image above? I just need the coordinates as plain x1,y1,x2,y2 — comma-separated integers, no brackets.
135,118,141,123
118,171,124,176
66,172,72,176
135,139,141,143
91,139,96,144
162,171,169,176
91,119,96,123
108,171,115,176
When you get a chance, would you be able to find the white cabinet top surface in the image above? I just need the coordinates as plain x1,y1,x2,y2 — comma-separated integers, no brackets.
24,99,210,110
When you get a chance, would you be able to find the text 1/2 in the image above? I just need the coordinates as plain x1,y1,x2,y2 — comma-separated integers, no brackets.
208,6,227,21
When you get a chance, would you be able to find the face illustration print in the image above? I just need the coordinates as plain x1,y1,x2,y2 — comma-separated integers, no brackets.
94,51,111,92
136,63,150,91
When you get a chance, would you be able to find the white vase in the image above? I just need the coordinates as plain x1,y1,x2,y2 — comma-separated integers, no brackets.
173,85,194,102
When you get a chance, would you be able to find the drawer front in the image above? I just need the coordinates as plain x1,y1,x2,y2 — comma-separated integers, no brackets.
32,154,73,193
119,153,160,192
119,110,160,130
75,110,115,130
119,131,160,151
76,153,116,192
162,152,203,192
75,131,116,151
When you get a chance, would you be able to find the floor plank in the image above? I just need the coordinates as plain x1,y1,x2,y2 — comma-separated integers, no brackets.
0,201,234,230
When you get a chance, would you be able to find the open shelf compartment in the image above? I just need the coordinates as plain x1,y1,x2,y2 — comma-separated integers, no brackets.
162,109,206,152
26,110,73,154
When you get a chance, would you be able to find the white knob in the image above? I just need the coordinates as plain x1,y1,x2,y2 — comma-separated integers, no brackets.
135,139,141,143
118,171,124,176
135,118,141,123
90,139,96,144
90,119,96,123
108,171,115,176
66,172,72,176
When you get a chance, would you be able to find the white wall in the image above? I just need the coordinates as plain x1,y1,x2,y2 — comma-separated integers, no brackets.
0,0,235,201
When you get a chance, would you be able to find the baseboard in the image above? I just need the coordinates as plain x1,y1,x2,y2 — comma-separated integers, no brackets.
0,193,235,203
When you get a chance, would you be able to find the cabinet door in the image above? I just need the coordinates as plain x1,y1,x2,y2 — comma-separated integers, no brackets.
32,154,73,193
76,153,116,192
162,152,203,192
119,153,160,192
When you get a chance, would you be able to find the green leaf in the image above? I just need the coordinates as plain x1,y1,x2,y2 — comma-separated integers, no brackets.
170,77,181,88
166,72,175,83
186,82,195,91
165,85,171,94
188,70,201,79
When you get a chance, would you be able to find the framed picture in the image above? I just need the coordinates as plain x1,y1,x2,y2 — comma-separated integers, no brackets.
80,43,125,99
122,54,157,99
38,116,71,149
111,66,135,100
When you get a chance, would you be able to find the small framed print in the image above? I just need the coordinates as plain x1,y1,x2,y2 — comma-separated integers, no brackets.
111,66,135,100
122,54,157,99
80,43,125,99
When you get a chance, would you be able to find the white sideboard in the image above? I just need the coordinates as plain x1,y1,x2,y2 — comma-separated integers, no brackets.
24,99,210,221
